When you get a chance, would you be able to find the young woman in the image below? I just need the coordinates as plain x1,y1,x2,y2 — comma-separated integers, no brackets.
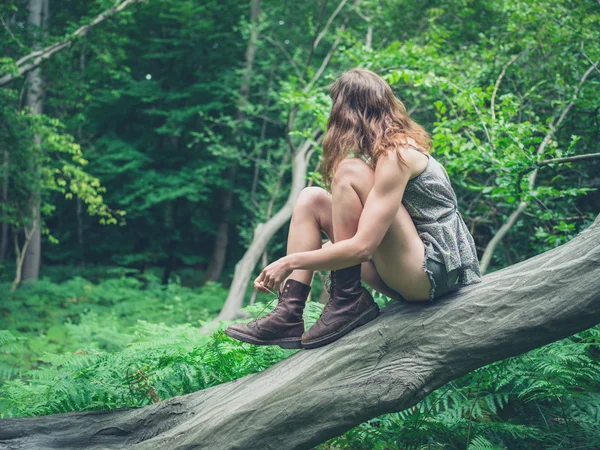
225,68,481,350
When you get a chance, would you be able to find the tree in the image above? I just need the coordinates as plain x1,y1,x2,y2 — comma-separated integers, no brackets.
210,0,355,321
208,0,600,321
214,131,322,321
0,0,149,285
478,59,600,273
20,0,48,283
3,0,597,288
0,0,148,87
1,216,598,449
202,0,262,284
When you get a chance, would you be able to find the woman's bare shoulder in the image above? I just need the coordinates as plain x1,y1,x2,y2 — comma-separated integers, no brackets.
397,139,429,179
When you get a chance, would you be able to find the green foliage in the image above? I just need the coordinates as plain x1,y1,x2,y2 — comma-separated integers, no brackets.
320,325,600,450
0,275,227,372
0,321,291,417
1,86,123,252
3,0,599,275
0,276,312,417
1,0,599,448
2,274,598,450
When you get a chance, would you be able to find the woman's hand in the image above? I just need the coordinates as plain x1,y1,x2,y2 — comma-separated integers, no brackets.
254,256,294,293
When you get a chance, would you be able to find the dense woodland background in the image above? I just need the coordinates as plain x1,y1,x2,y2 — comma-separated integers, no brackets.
1,0,599,448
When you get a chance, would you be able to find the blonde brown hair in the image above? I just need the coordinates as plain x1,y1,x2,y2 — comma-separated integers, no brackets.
321,68,432,187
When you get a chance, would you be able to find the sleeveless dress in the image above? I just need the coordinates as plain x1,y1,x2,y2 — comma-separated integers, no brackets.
402,153,481,298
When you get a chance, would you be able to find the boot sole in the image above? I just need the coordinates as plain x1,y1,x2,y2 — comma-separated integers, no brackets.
302,304,380,349
223,328,303,350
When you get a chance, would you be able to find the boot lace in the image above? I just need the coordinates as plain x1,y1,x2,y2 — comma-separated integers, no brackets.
250,287,282,324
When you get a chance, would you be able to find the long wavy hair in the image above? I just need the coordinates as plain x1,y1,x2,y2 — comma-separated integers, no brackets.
321,68,432,187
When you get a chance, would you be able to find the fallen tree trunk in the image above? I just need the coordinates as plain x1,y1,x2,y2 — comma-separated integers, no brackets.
1,217,599,449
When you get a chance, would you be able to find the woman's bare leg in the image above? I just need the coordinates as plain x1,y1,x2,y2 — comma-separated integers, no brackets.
330,158,431,301
321,241,399,299
285,187,333,286
286,186,394,297
361,260,402,300
285,170,429,300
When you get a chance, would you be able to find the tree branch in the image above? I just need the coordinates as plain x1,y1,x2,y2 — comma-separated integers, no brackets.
306,16,349,90
299,0,329,83
490,53,520,145
512,151,600,197
479,60,599,274
312,0,349,51
0,0,148,87
264,36,302,78
352,0,372,49
537,152,600,166
286,0,349,154
0,13,25,48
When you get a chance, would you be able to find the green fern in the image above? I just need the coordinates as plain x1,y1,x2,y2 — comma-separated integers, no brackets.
1,277,599,450
467,435,503,450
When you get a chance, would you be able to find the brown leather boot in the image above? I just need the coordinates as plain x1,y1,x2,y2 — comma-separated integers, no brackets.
301,264,379,349
224,279,311,349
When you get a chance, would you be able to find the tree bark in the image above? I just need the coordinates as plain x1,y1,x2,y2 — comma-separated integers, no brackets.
201,184,233,283
76,45,87,266
1,217,599,449
21,0,47,283
10,219,37,292
161,201,175,285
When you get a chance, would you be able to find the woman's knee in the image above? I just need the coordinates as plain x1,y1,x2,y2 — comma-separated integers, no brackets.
332,158,373,187
332,159,374,203
294,186,330,213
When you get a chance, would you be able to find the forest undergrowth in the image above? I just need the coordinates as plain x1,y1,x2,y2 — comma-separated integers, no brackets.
1,271,598,449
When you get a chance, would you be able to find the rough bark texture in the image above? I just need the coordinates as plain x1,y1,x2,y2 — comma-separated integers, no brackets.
1,219,599,450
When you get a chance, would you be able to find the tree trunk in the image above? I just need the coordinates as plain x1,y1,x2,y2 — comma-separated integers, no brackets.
213,137,317,323
76,45,86,266
479,59,599,274
201,184,233,284
1,217,599,449
20,178,41,281
21,0,48,283
0,149,9,263
10,221,37,292
202,0,261,284
211,1,349,320
161,201,175,285
76,195,84,265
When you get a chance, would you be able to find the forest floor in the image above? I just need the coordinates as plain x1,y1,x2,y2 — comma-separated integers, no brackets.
1,266,599,449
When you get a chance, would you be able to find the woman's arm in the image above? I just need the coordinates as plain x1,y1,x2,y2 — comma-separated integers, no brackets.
291,151,409,269
255,150,411,291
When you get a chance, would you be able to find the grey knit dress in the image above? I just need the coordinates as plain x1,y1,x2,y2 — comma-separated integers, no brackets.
403,154,481,286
